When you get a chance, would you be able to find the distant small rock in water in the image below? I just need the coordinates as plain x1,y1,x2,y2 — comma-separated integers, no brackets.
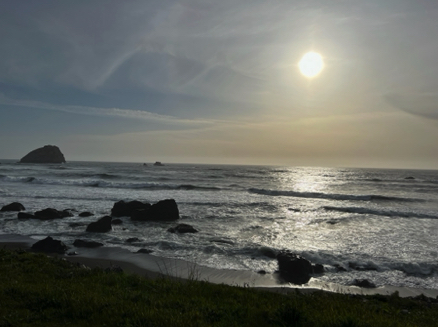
1,202,25,212
153,161,164,166
19,145,66,163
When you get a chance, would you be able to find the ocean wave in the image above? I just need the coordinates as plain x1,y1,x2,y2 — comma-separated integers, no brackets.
177,184,221,191
0,174,223,191
323,206,438,219
248,188,420,202
299,251,438,276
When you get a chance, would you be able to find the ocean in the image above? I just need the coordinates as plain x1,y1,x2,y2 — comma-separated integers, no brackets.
1,160,438,291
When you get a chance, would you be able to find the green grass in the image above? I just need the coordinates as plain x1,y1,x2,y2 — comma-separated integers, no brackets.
0,249,437,327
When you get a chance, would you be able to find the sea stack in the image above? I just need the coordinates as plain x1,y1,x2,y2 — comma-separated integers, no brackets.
19,145,66,163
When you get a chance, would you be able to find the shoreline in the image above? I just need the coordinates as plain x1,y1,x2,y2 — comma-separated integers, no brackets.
1,233,438,299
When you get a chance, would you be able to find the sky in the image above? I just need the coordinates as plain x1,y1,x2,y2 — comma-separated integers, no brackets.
1,0,438,168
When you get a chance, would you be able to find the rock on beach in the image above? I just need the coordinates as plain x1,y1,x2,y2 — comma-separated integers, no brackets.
86,216,112,233
31,236,68,254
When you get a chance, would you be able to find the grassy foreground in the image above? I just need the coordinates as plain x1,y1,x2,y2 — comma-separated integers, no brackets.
1,249,437,327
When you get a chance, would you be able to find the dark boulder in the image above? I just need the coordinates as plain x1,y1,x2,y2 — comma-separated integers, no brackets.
153,161,164,166
79,211,94,217
34,208,73,220
17,212,35,219
111,200,151,217
350,279,376,288
1,202,25,212
86,216,112,233
19,145,66,163
31,236,68,254
132,199,179,221
73,239,104,248
276,252,313,285
167,223,198,234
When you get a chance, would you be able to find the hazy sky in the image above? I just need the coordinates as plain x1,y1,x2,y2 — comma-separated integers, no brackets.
1,0,438,168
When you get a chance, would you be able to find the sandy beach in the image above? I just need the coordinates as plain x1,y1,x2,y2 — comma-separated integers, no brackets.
2,233,437,299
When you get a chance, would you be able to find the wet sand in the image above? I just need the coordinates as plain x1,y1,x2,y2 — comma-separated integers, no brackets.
1,233,438,298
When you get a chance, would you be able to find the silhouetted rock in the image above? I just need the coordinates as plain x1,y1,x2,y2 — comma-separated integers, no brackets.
276,251,313,285
73,239,103,248
111,200,151,217
31,236,68,254
79,211,94,217
167,223,198,234
1,202,25,211
19,145,66,163
405,176,415,180
34,208,73,220
153,161,164,166
350,279,376,288
86,216,112,233
17,212,35,219
133,199,179,221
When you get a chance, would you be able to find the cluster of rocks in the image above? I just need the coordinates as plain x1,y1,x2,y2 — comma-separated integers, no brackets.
2,199,375,288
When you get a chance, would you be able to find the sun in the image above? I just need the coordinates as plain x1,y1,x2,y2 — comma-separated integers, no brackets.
298,52,324,78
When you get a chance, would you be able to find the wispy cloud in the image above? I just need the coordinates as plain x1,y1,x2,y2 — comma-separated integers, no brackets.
0,95,215,127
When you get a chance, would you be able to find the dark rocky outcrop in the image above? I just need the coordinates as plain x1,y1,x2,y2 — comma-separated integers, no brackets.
31,236,68,254
79,211,94,217
17,212,35,219
167,223,198,234
1,202,25,212
19,145,66,163
350,279,376,288
111,200,151,217
73,239,103,248
131,199,179,221
153,161,164,166
34,208,73,220
276,252,314,285
86,216,112,233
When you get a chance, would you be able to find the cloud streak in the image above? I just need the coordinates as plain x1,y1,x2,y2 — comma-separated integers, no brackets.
0,95,215,128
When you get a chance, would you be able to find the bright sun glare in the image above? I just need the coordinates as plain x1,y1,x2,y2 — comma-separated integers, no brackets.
298,52,324,78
